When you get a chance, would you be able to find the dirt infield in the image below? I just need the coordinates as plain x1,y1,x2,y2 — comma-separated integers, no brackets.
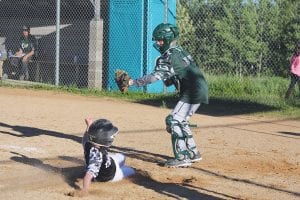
0,87,299,200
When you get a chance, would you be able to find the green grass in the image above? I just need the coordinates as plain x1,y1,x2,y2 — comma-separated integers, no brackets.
207,74,300,118
1,75,299,119
0,79,170,102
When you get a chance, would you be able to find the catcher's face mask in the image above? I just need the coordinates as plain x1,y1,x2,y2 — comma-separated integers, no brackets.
153,40,167,54
155,40,164,48
152,23,179,54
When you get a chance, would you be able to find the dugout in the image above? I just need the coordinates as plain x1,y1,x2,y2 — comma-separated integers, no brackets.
107,0,176,93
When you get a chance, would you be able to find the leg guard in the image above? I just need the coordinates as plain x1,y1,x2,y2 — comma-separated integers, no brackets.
166,101,201,160
168,117,194,160
179,120,199,159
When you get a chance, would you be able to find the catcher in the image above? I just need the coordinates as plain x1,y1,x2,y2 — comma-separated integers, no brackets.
116,23,209,168
69,117,135,197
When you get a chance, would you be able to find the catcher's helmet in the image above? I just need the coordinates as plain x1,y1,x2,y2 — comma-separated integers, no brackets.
87,119,119,147
152,23,179,53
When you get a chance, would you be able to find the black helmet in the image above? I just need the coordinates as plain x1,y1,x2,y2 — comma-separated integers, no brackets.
22,25,30,32
87,119,119,147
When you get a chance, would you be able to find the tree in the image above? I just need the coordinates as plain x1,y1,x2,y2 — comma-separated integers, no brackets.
276,0,300,76
176,0,198,57
176,0,299,77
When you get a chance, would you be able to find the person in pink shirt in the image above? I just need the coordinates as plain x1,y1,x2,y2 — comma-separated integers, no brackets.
285,41,300,99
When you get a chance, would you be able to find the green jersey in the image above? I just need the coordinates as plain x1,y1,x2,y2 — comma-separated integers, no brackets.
135,45,208,104
19,35,36,54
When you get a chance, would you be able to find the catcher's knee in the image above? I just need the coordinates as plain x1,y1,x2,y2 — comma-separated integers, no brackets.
165,115,192,137
165,114,173,133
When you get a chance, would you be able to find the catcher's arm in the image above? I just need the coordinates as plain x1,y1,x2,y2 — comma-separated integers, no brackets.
115,69,159,93
131,74,159,87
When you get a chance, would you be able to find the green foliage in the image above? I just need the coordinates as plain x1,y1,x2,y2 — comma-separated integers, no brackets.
207,74,295,106
177,0,300,77
206,74,300,118
276,0,300,71
176,0,198,59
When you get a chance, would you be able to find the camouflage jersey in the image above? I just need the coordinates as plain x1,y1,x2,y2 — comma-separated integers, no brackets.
19,34,37,54
83,142,116,182
134,45,208,104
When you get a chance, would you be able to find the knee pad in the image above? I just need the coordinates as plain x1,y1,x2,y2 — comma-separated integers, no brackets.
166,115,191,138
165,115,191,136
165,114,173,133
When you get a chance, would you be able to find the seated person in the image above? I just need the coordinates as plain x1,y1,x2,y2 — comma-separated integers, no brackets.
14,25,37,81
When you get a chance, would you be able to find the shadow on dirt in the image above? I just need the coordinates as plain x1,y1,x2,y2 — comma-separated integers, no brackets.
111,146,170,164
0,122,169,164
278,131,300,137
10,152,84,189
134,96,278,116
0,122,82,143
129,169,240,200
0,121,170,165
192,166,300,197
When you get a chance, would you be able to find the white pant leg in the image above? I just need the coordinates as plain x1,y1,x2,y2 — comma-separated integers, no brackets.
110,152,125,166
171,101,200,154
109,153,135,182
172,101,200,122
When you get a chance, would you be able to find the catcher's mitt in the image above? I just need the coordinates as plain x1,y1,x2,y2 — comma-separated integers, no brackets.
115,69,131,93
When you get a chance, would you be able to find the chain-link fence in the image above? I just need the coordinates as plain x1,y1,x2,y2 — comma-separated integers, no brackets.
0,0,299,90
0,0,100,88
177,0,300,78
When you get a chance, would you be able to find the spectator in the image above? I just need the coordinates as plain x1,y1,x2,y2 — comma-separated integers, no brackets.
285,41,300,99
15,25,37,81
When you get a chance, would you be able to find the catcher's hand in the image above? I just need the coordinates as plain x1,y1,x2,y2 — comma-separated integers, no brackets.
115,69,131,93
163,78,173,87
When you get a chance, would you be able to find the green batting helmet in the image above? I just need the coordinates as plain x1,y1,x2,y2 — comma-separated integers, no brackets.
152,23,179,53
